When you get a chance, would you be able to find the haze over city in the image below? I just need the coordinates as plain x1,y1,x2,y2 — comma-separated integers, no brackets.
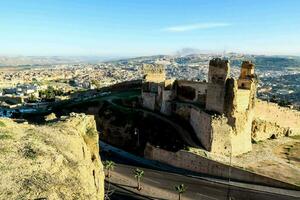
1,0,300,57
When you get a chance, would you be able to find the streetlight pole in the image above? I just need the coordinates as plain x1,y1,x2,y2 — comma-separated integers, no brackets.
134,128,140,147
227,144,232,200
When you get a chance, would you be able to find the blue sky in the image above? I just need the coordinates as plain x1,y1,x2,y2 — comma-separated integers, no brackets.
0,0,300,56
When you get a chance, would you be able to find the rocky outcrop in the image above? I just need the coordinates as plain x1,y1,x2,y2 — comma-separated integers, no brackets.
0,113,104,200
44,112,57,122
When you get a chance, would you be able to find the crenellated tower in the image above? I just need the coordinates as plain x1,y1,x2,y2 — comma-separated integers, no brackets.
238,61,255,89
205,58,230,114
141,63,166,111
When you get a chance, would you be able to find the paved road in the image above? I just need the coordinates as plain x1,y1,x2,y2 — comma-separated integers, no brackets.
101,142,300,200
105,182,151,200
108,163,300,200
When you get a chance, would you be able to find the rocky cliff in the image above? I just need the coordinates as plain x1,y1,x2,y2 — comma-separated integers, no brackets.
0,113,104,200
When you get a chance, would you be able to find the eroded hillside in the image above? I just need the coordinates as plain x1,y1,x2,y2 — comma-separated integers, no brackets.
0,113,104,200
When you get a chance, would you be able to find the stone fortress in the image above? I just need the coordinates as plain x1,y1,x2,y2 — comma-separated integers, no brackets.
141,58,299,156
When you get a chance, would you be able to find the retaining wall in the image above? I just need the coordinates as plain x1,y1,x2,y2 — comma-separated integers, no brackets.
144,143,299,190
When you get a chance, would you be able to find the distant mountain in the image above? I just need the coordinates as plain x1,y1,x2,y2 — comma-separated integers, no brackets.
1,53,299,70
0,56,118,66
253,56,300,70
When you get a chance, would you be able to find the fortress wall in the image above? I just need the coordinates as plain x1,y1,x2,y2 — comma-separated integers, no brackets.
162,89,173,101
145,73,166,83
141,92,156,111
238,79,252,89
108,80,142,91
156,85,163,110
236,89,250,112
160,90,173,115
230,111,253,155
176,80,207,102
254,100,300,136
190,108,213,150
164,79,175,88
224,78,253,155
206,84,225,113
173,103,191,121
144,144,299,190
252,118,289,141
210,116,233,155
160,101,172,116
184,106,238,155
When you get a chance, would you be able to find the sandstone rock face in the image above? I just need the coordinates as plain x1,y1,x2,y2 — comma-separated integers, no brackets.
0,113,104,200
44,112,57,121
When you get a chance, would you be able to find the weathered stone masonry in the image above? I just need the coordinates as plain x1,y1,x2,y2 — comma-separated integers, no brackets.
141,58,299,156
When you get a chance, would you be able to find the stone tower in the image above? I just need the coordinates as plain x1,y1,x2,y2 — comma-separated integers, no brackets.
142,64,165,84
236,61,257,111
206,58,230,114
141,64,166,111
222,60,257,155
204,59,257,156
238,61,255,89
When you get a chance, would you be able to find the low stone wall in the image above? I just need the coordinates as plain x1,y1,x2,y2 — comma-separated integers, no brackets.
160,90,173,115
190,107,213,151
144,143,299,190
176,80,207,102
252,118,290,141
254,100,300,137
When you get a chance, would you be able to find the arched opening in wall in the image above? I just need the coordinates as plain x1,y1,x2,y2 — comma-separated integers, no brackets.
241,83,245,88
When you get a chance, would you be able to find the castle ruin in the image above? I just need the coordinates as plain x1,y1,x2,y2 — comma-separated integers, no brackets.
141,58,258,156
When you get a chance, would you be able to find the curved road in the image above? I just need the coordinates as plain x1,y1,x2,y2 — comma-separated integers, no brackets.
108,163,299,200
101,142,300,200
108,98,201,148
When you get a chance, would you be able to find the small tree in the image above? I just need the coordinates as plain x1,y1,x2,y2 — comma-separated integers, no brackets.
103,160,115,178
134,168,144,191
175,184,187,200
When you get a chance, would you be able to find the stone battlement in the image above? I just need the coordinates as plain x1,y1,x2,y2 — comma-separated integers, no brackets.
241,60,254,69
142,63,165,74
209,58,229,68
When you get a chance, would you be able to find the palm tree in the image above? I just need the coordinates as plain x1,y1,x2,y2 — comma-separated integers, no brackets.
103,161,115,200
134,168,144,191
175,184,187,200
103,160,115,178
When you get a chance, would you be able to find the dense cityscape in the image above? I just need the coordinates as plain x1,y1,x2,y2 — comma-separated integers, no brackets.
0,53,299,117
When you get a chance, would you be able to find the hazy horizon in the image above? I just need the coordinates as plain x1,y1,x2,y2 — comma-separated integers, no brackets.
1,48,300,59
